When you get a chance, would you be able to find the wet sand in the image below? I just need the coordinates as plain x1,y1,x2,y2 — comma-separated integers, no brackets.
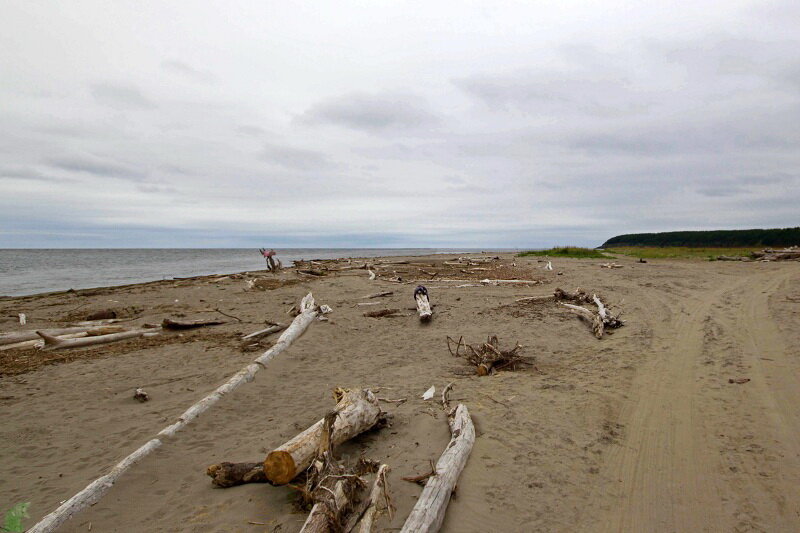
1,253,798,532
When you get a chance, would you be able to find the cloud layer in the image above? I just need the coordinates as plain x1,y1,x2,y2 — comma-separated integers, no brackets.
1,1,798,247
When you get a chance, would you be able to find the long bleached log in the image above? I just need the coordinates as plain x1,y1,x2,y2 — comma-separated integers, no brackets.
0,326,109,346
37,328,157,351
0,332,90,351
28,293,328,533
480,279,541,285
264,389,382,485
400,386,475,533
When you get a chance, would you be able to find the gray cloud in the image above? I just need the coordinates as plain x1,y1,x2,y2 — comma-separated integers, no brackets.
261,143,333,171
91,83,156,109
300,92,438,132
47,154,146,180
161,60,217,84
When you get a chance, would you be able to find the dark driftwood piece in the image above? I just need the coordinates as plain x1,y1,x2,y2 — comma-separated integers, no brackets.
363,309,400,318
206,462,268,488
161,318,225,330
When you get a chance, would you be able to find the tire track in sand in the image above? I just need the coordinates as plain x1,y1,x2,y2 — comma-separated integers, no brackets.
583,267,800,532
583,278,739,532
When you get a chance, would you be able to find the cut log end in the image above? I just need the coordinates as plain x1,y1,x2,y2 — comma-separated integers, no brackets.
264,450,297,485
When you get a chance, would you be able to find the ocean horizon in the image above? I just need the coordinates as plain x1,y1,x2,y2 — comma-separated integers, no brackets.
0,248,521,297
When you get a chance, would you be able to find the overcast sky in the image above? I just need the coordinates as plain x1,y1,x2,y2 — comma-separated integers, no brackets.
1,1,798,248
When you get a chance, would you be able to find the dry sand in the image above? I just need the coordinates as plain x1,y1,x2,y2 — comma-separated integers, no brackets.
1,253,798,532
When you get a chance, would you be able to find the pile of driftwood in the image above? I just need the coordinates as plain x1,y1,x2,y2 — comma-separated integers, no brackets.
751,247,800,261
206,385,474,533
557,290,623,339
447,335,532,375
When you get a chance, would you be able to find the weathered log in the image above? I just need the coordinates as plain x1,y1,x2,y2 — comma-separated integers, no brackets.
206,462,267,488
161,318,225,330
28,293,329,533
37,329,157,351
400,385,475,533
264,389,382,485
414,286,432,320
241,323,287,341
18,313,26,325
368,269,376,280
553,287,592,303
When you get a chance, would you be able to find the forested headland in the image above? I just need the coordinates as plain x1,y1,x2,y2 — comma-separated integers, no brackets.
601,227,800,248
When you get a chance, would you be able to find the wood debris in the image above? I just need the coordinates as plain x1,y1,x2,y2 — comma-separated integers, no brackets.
447,335,531,376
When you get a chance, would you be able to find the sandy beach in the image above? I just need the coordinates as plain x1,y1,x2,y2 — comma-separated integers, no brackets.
1,252,799,532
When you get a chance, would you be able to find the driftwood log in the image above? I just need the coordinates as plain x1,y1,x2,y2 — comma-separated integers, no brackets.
37,328,157,351
28,293,328,533
400,384,475,533
264,389,383,485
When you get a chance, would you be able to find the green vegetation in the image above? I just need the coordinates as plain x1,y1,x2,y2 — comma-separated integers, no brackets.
518,247,609,259
605,246,758,260
2,503,29,533
602,227,800,248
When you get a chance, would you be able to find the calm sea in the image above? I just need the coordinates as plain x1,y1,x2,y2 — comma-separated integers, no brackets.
0,248,508,297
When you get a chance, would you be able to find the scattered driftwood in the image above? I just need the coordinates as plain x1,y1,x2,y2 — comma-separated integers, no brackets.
161,318,225,330
18,313,26,325
29,293,329,533
447,335,530,375
400,384,475,533
134,388,149,402
241,323,287,341
206,462,267,488
37,328,157,351
364,309,400,318
264,388,383,485
600,262,623,269
368,269,376,281
414,286,432,320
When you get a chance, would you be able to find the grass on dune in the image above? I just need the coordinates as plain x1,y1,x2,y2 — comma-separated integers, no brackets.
605,246,759,260
518,247,609,259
